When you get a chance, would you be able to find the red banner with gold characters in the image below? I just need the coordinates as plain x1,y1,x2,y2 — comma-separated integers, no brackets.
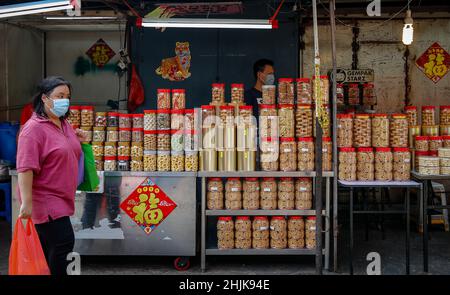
416,42,450,83
86,38,116,68
120,178,177,235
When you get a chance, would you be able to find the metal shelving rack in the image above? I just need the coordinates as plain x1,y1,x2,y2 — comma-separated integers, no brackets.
199,171,334,273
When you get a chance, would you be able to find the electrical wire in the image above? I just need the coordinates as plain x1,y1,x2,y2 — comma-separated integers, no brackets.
317,0,413,30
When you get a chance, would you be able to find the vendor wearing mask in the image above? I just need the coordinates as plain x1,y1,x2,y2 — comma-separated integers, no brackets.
244,58,275,117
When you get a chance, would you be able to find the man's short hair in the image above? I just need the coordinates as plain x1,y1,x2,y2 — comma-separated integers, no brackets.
253,59,274,80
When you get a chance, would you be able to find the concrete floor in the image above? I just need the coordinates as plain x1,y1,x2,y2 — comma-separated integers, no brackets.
1,216,449,275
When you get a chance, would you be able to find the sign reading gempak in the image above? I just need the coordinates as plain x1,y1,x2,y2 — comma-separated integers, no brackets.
416,42,450,83
120,178,177,235
333,69,374,83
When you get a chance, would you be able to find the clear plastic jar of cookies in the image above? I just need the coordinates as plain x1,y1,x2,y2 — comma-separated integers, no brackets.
262,85,276,104
429,136,443,152
184,129,198,152
353,114,371,147
92,142,104,157
278,78,295,104
130,157,143,172
171,130,184,152
94,112,107,127
230,84,244,104
337,114,353,147
217,217,234,250
172,89,186,110
260,178,277,210
296,104,313,138
295,178,312,210
348,83,360,105
270,216,287,249
171,109,185,130
404,106,418,126
393,148,411,181
106,127,118,142
357,147,375,181
375,147,393,181
80,127,92,142
235,216,252,249
371,114,389,148
157,109,171,130
390,114,408,148
132,114,144,129
184,109,195,131
260,138,279,171
252,217,270,249
132,128,143,142
211,83,225,104
305,217,316,250
131,142,143,158
242,178,260,210
107,112,119,127
259,104,278,138
278,177,295,210
104,142,117,157
339,147,357,181
201,105,216,127
297,137,315,171
225,178,242,210
422,106,436,126
157,151,171,172
104,156,117,171
157,89,171,110
363,83,376,106
143,151,157,172
207,178,224,210
280,137,297,171
296,78,312,104
278,104,295,138
219,105,234,126
80,106,94,127
157,130,171,151
238,106,254,126
288,216,305,249
118,113,131,129
440,106,450,125
94,156,104,171
119,128,131,142
415,136,429,152
322,137,332,172
118,141,130,157
171,151,184,172
92,127,106,142
185,151,198,172
144,110,157,131
117,156,130,171
144,130,157,151
68,106,81,126
336,83,345,106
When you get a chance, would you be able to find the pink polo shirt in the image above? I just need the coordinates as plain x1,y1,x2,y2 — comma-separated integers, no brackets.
17,113,81,224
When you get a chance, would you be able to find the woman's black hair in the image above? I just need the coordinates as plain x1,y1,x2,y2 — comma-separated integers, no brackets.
32,76,72,119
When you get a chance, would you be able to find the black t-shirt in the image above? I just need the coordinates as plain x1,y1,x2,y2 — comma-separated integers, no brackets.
244,87,262,119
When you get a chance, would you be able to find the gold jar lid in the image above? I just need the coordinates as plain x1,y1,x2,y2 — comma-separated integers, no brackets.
107,127,119,131
93,126,105,131
118,141,130,146
91,141,104,146
132,142,143,147
81,126,92,131
104,142,117,147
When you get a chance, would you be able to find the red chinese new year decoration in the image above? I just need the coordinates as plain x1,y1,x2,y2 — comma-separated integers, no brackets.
85,38,116,68
416,42,450,83
120,178,177,235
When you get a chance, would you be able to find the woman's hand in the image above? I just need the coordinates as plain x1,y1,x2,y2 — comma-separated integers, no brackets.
75,128,88,142
18,201,32,219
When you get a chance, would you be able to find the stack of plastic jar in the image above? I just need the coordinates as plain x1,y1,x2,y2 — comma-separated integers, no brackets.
235,216,251,249
230,84,244,104
295,178,312,210
270,217,287,249
279,137,297,171
106,127,118,142
354,114,371,147
171,89,185,110
117,156,130,171
429,136,443,154
143,150,157,172
260,178,277,210
278,177,295,210
260,137,279,171
93,126,106,142
296,78,312,104
225,178,242,210
372,114,389,148
252,217,269,249
104,156,117,171
393,148,411,181
375,147,393,181
415,136,429,152
278,104,295,138
144,110,157,130
440,106,450,125
132,128,143,142
119,113,131,128
288,216,305,249
296,104,313,138
242,178,260,210
207,178,224,210
104,142,117,157
107,112,119,127
390,114,408,147
157,109,171,130
217,217,234,250
339,147,357,181
357,147,375,181
157,89,171,110
119,127,131,142
278,78,295,104
211,83,225,105
297,137,315,171
337,114,353,148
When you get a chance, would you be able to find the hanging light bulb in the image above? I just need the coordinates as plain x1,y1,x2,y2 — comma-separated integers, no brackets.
402,9,414,45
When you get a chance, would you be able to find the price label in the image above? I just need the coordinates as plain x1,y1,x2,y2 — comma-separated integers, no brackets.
264,188,271,192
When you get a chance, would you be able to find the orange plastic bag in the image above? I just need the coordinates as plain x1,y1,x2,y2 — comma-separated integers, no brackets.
9,218,50,275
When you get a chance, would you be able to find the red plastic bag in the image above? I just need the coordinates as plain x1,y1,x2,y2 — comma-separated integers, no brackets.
127,65,145,112
9,218,50,275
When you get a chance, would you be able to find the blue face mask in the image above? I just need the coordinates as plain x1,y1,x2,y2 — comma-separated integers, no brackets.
47,97,70,117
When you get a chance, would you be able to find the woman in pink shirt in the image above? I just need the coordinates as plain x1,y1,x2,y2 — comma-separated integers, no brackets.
17,76,86,275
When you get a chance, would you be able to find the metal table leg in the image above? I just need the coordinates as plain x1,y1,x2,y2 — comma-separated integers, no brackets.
349,187,354,275
423,180,429,273
325,178,330,271
406,188,410,275
201,177,206,273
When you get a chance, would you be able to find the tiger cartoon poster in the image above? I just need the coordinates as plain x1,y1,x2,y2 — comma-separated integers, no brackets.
155,42,191,81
